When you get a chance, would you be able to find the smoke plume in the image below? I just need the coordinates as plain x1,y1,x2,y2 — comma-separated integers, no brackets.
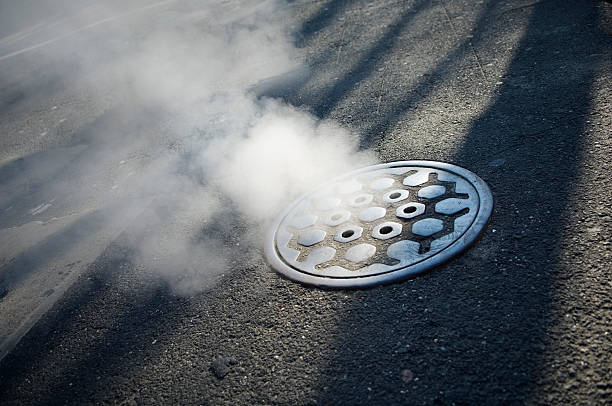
0,0,377,296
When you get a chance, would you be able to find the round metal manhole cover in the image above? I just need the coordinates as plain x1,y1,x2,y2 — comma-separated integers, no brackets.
265,161,493,288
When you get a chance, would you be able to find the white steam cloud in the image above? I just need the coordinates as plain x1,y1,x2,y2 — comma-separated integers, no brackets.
1,0,376,296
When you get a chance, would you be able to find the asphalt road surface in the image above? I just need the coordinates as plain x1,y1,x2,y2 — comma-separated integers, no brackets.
1,0,611,405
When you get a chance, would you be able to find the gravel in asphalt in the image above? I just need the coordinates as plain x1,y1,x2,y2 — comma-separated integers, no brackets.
0,0,611,405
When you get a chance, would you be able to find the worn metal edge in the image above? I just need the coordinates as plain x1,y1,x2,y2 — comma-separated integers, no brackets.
264,160,493,289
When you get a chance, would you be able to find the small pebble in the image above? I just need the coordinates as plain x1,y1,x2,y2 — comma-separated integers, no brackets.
401,369,414,383
211,357,237,379
489,158,506,167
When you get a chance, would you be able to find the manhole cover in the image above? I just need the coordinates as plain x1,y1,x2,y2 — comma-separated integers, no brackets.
265,161,493,288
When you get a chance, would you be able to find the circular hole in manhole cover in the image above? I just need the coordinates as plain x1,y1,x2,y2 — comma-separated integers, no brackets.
265,161,493,288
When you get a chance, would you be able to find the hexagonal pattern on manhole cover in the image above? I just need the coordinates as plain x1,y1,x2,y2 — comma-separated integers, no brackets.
265,161,493,288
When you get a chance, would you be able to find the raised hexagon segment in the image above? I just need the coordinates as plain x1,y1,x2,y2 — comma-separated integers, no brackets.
387,240,421,261
359,207,386,222
369,177,395,190
417,185,446,199
412,218,444,237
403,170,430,186
430,233,457,252
349,194,373,207
297,229,326,247
334,226,363,243
438,172,473,194
435,198,472,215
453,213,473,234
345,243,377,263
289,214,317,229
383,189,409,203
336,178,362,194
396,203,425,219
372,221,402,240
314,197,341,211
324,210,351,226
303,246,336,266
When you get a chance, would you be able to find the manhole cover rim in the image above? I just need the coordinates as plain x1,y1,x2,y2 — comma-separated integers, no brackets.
264,160,493,288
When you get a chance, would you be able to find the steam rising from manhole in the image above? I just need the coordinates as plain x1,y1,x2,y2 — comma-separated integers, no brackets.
264,161,493,288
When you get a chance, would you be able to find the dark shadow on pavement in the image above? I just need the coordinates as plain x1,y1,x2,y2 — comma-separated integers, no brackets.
0,208,112,296
313,0,607,405
0,103,168,230
356,0,496,148
0,241,188,405
308,0,430,118
295,0,348,47
0,1,608,404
